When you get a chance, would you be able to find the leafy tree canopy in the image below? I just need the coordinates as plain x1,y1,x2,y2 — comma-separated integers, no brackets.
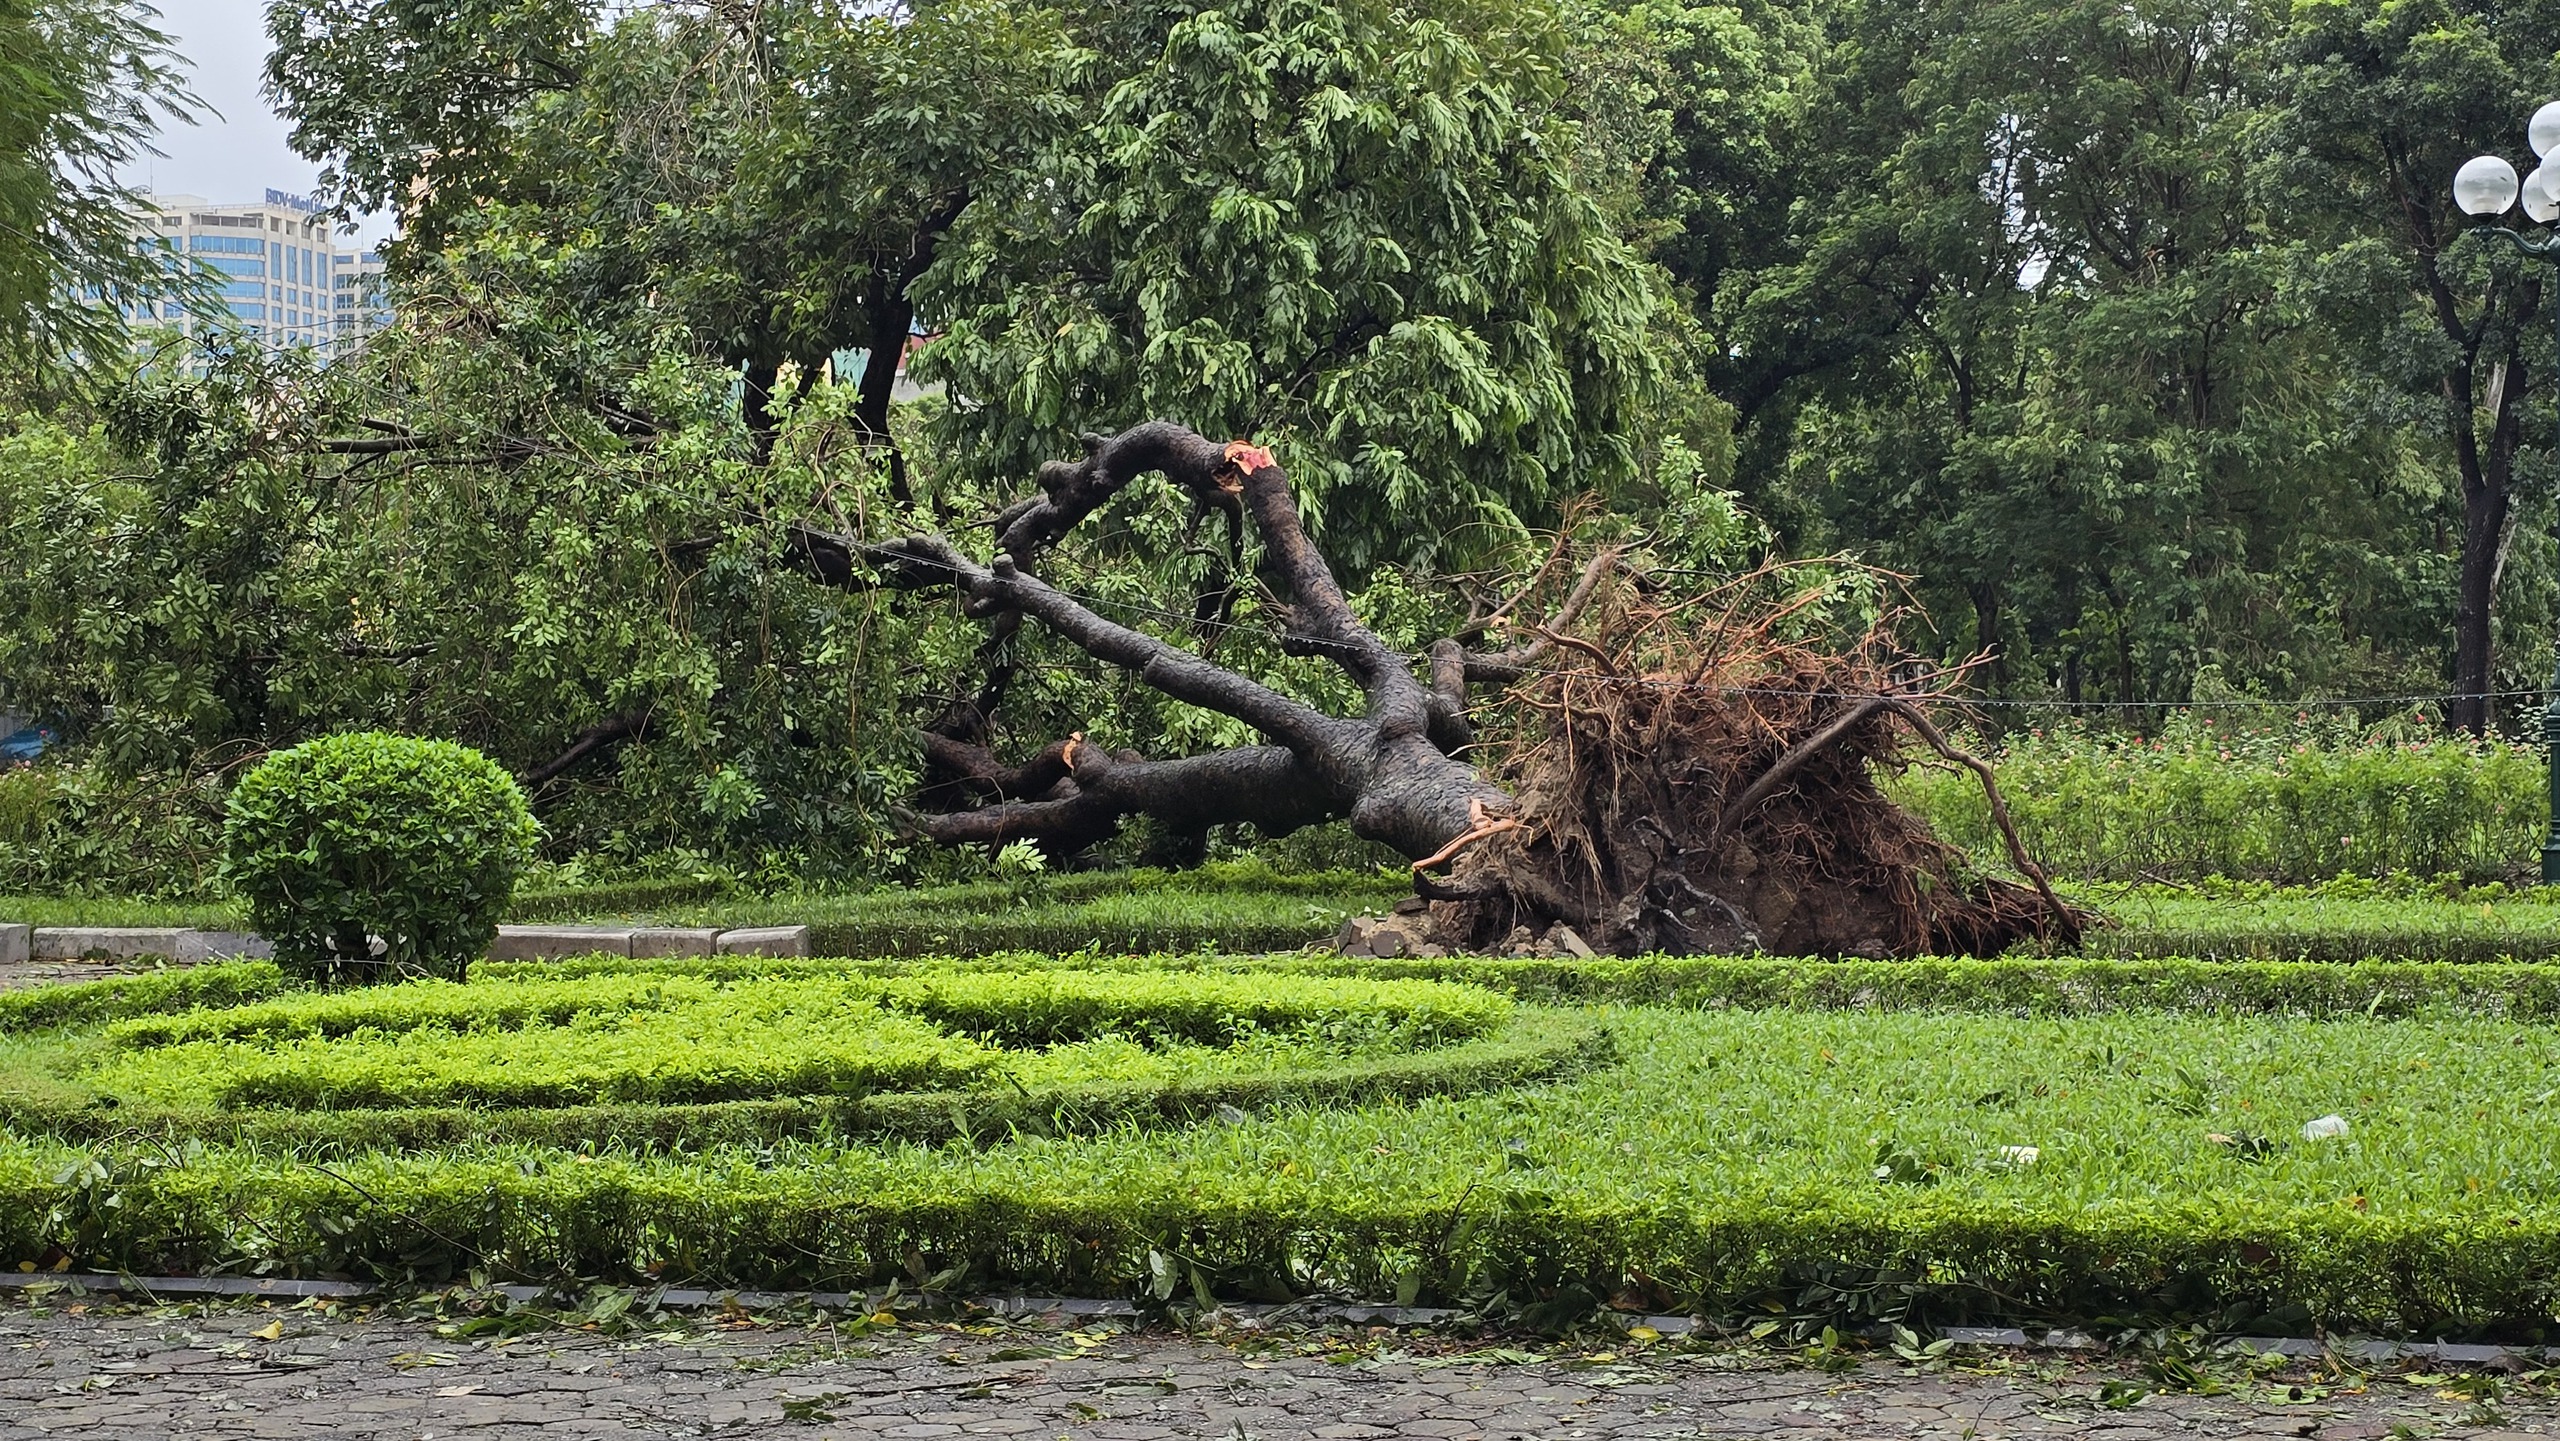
267,0,1684,566
0,0,204,384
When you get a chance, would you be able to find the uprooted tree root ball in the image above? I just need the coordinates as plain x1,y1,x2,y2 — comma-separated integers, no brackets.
829,420,2083,959
1422,568,2082,958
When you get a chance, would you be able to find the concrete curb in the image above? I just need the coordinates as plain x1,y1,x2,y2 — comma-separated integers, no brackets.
7,923,812,966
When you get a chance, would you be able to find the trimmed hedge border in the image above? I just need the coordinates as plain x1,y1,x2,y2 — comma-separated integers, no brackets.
3,1012,1609,1153
3,1145,2556,1335
481,951,2560,1020
20,954,2560,1333
29,953,2560,1038
0,961,292,1033
1296,954,2560,1018
504,878,730,922
2076,925,2560,965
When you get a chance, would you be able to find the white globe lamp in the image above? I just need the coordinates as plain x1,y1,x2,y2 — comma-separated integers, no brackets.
2457,154,2522,215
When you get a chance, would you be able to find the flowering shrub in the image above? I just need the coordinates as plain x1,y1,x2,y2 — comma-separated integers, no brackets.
1897,710,2543,884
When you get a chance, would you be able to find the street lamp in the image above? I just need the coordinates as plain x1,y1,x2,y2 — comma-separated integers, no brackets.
2457,100,2560,882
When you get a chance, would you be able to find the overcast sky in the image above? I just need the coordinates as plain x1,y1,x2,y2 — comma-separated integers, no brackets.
120,0,397,246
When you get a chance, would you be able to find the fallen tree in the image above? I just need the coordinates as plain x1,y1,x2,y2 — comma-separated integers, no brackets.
857,421,2080,958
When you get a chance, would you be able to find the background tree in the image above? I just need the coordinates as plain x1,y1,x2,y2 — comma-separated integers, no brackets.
0,0,206,384
1665,0,2464,712
271,0,1068,463
272,0,1680,569
2261,0,2560,733
919,0,1674,572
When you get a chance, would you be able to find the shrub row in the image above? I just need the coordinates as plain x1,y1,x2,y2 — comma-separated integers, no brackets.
654,862,1404,958
764,881,2560,964
5,1137,2558,1336
97,1007,988,1111
1291,954,2560,1018
0,961,292,1034
0,878,730,934
504,877,731,921
1897,712,2541,884
43,864,2560,966
43,950,2560,1043
872,970,1507,1047
22,966,1519,1119
477,950,2560,1021
96,970,1510,1051
2070,892,2560,964
9,1014,1608,1154
101,974,711,1047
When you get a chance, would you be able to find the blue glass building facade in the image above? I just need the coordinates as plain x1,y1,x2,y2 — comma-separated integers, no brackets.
123,191,392,357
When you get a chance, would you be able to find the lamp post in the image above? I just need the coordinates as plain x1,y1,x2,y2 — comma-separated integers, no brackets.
2456,102,2560,883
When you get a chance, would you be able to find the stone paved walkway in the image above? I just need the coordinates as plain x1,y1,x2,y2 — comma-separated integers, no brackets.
0,959,127,992
4,1298,2557,1439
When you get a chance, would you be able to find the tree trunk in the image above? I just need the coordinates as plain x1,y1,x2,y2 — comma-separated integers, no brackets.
863,424,1513,863
854,200,966,505
1967,581,2004,688
742,358,783,465
2455,331,2531,736
2406,175,2535,736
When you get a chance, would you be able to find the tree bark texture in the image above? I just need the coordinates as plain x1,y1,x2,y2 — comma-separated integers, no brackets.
864,423,1514,863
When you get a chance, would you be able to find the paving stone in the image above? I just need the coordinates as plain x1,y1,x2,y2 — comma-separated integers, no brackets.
715,925,811,958
486,925,636,960
29,927,187,961
176,930,274,963
0,924,27,966
631,928,723,959
6,1305,2560,1441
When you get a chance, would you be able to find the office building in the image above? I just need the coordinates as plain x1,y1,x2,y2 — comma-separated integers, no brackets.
126,190,390,356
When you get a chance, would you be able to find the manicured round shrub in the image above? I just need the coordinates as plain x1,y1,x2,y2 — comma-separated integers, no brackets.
222,733,539,983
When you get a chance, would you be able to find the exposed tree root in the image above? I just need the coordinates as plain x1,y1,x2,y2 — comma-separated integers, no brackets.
1433,563,2084,957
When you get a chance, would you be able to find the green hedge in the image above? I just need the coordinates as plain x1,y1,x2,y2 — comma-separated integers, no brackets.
8,1122,2560,1335
0,879,728,932
1897,713,2542,884
7,1013,1606,1153
504,878,730,921
96,969,1507,1049
1292,954,2560,1017
473,949,2560,1020
0,961,292,1033
2069,891,2560,963
42,950,2560,1044
2,961,1571,1152
653,862,1406,957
